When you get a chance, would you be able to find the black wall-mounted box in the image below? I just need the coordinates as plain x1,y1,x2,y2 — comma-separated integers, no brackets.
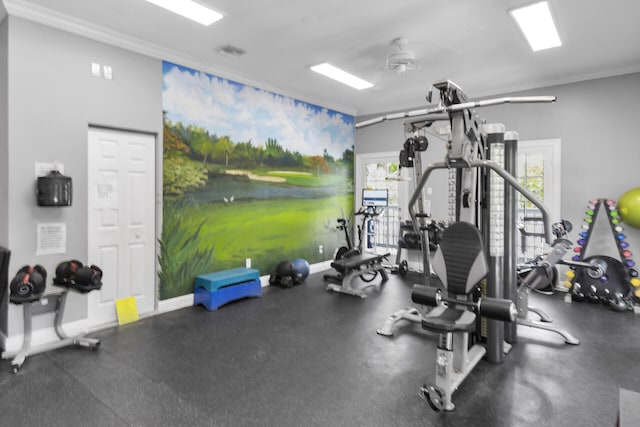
37,170,72,207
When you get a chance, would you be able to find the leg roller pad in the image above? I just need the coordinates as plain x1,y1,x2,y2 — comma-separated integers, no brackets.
194,268,262,310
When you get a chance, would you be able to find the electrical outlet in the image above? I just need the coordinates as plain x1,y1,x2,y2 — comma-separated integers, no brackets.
318,245,324,254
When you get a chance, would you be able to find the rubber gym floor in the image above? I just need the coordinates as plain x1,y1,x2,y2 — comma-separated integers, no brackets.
0,271,638,427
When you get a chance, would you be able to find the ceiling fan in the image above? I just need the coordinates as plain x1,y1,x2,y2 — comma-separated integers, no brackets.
386,37,418,74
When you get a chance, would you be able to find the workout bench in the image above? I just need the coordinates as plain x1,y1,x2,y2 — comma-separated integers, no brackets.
194,267,262,310
325,253,389,298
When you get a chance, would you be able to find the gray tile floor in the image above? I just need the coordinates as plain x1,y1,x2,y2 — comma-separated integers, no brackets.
1,271,638,426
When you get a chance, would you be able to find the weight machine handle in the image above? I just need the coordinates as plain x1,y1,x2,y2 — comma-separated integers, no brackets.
411,284,440,306
411,285,516,322
355,96,555,129
478,297,517,322
408,160,553,244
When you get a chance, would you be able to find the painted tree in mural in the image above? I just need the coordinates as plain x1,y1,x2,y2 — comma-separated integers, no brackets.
162,119,208,197
307,155,330,175
191,129,217,166
216,136,234,167
163,120,189,154
323,149,335,164
233,141,256,167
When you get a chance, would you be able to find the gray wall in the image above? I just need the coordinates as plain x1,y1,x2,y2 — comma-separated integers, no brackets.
481,73,640,254
0,17,8,247
355,72,640,259
0,17,8,335
5,17,162,337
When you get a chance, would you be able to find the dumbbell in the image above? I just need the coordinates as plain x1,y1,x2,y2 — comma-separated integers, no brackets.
72,265,103,293
10,265,47,303
54,260,84,287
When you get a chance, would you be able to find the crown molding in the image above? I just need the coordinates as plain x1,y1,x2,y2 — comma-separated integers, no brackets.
2,0,357,116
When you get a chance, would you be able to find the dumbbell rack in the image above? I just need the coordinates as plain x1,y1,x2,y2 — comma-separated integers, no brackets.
2,286,100,373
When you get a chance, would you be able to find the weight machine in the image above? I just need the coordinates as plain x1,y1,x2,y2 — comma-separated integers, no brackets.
392,132,444,278
364,79,582,410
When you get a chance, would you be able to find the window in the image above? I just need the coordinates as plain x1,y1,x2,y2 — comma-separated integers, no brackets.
517,139,561,262
355,152,404,253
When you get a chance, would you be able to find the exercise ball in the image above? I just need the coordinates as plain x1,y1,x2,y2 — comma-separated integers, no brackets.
291,258,310,279
618,187,640,229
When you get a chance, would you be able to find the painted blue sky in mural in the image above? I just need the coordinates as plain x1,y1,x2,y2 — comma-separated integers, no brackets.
162,61,354,158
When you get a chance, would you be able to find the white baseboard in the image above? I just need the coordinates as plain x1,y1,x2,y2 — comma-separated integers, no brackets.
157,274,271,315
310,260,332,274
2,261,336,343
157,261,331,314
2,318,89,355
157,293,194,314
260,275,270,287
259,260,330,286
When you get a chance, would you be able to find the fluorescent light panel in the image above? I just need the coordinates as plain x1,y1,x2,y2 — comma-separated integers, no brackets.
146,0,223,26
310,63,373,90
510,1,561,51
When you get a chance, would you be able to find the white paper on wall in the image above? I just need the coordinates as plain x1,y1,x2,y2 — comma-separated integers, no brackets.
35,161,64,178
36,223,67,255
95,181,118,209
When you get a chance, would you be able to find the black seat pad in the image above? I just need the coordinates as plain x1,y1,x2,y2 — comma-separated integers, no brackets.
421,306,477,333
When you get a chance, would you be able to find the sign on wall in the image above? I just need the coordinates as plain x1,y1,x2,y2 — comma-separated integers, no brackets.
36,222,66,255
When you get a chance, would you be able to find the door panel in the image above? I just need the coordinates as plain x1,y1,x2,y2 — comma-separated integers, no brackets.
88,128,156,327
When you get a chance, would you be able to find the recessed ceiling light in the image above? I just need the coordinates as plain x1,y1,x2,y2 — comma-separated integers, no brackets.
510,1,561,51
145,0,223,26
310,63,373,90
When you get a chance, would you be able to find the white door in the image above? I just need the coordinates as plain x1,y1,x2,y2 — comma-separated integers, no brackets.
88,127,156,327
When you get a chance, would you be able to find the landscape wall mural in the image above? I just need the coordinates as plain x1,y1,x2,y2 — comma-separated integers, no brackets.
159,61,355,299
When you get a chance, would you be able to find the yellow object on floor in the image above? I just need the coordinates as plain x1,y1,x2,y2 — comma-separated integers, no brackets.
115,296,139,325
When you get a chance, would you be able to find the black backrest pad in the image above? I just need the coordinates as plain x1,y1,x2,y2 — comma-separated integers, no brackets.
431,222,488,295
0,246,10,306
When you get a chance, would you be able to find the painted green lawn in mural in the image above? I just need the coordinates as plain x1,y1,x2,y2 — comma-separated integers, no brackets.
159,61,355,300
160,193,352,300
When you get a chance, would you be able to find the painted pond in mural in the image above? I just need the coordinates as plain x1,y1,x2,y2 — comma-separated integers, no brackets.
189,172,351,203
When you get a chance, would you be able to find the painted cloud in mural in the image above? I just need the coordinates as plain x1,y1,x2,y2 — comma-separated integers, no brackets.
162,62,354,158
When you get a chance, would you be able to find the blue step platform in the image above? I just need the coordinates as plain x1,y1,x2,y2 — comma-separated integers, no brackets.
194,268,262,310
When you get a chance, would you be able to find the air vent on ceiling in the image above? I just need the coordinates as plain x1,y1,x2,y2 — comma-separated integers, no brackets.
218,44,246,58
